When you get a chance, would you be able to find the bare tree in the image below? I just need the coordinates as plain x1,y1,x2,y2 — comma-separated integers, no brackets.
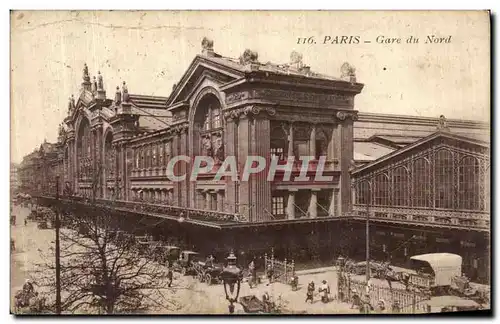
30,162,181,314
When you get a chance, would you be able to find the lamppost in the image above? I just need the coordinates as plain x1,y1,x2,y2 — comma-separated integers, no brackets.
221,251,242,314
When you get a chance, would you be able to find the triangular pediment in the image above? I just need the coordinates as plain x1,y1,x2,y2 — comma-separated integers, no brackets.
167,55,245,106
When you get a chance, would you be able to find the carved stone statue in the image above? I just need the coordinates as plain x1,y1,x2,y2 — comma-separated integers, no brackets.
91,76,98,93
290,51,303,69
437,115,450,132
58,123,64,136
115,86,121,104
97,71,104,90
239,49,259,65
122,81,130,103
340,62,356,83
83,63,90,82
213,135,224,163
201,37,214,52
202,136,213,157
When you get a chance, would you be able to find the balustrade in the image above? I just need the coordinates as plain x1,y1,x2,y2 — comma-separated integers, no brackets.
352,204,489,230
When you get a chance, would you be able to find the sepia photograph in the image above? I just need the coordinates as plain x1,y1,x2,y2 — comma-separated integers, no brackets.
9,10,491,315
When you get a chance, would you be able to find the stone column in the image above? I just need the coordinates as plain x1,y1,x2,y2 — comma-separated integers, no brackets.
308,189,319,218
310,124,316,158
205,190,212,210
286,189,297,220
287,122,294,158
217,190,224,212
329,188,337,216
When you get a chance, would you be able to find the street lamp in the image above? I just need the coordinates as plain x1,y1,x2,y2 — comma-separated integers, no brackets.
221,251,242,314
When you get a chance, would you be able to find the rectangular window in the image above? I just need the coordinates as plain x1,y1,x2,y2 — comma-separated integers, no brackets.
272,196,284,215
271,147,284,160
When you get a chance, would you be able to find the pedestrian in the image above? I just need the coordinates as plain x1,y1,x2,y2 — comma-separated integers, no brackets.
266,264,274,286
305,281,315,304
350,288,360,309
248,259,257,288
24,218,28,226
167,268,173,288
262,291,271,312
319,280,330,303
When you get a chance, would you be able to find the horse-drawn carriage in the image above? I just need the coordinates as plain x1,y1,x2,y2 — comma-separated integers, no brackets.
193,258,224,285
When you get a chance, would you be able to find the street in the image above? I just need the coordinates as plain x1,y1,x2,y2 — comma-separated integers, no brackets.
10,204,488,314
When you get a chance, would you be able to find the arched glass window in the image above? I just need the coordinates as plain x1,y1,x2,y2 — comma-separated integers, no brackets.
373,173,390,206
435,150,454,209
393,166,409,206
356,180,371,205
458,156,481,210
413,158,431,207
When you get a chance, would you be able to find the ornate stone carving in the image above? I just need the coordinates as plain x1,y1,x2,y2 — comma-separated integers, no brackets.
340,62,357,83
226,91,249,104
171,123,189,134
437,115,450,132
252,89,353,106
224,106,276,120
202,135,213,156
213,134,224,163
336,111,347,121
290,51,303,69
336,111,358,121
201,37,214,52
239,49,259,65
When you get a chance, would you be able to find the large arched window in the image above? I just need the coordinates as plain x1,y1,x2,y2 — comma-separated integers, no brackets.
435,149,454,209
76,118,92,180
458,156,481,210
315,128,329,160
373,173,390,206
104,132,114,179
356,180,371,205
413,158,431,207
393,166,409,206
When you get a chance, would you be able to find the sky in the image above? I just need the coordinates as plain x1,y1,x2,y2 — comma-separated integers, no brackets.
10,10,490,163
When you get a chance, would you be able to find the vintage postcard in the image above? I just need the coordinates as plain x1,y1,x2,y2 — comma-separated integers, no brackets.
10,10,490,315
